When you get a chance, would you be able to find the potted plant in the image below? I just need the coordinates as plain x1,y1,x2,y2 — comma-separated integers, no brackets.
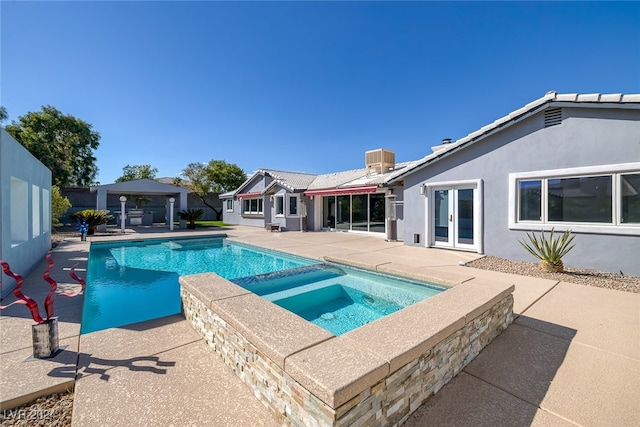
70,209,114,235
518,228,576,273
178,209,204,229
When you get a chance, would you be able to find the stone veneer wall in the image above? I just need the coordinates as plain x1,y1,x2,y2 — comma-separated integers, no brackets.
181,286,513,427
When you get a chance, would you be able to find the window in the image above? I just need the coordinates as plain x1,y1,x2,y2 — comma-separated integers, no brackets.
42,188,50,233
242,198,263,215
32,185,40,237
547,176,611,223
288,196,298,216
11,177,28,245
275,196,284,216
226,199,233,212
621,174,640,224
518,180,541,221
510,163,640,235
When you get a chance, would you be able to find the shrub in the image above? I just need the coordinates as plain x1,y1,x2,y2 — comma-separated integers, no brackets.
178,209,204,229
70,209,114,235
51,185,71,228
518,228,576,273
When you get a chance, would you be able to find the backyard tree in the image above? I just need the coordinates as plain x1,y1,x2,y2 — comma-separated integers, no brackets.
116,164,159,182
182,160,246,220
115,164,159,208
0,106,7,123
5,106,100,187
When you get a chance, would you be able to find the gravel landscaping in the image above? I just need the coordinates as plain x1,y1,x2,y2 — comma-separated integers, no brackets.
466,255,640,293
0,391,73,427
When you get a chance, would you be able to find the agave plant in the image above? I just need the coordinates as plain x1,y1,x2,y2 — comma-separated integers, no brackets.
70,209,114,235
178,209,204,229
518,228,576,273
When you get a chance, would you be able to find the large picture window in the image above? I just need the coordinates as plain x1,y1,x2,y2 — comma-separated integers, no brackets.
547,176,612,223
242,198,263,215
510,164,640,235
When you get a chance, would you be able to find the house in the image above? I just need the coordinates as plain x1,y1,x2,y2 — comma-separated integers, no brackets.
0,129,52,298
391,91,640,275
221,150,421,236
222,92,640,275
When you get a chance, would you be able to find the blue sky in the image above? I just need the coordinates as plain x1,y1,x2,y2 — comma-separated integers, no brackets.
2,1,639,185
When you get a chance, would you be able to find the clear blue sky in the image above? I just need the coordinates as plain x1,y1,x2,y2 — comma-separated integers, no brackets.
2,1,639,185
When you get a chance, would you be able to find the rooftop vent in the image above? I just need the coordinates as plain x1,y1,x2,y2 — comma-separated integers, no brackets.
365,148,395,174
442,138,452,144
544,107,563,127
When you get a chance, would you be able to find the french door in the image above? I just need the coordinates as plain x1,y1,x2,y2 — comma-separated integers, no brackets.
432,185,477,250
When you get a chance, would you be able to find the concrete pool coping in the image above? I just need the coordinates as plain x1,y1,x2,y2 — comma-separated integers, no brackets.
1,226,638,426
180,270,514,421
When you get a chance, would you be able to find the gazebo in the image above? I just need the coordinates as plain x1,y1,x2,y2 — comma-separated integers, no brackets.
90,179,191,229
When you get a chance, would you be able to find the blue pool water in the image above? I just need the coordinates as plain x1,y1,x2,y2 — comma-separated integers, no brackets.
82,237,314,333
83,237,445,335
236,264,444,335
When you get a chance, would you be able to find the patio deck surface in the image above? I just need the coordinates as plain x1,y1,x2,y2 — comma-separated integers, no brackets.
1,226,638,426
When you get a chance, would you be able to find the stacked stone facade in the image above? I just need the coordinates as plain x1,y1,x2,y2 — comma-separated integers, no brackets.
181,285,513,427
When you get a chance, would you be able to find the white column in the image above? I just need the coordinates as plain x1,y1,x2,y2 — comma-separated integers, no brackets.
120,196,127,234
169,197,175,231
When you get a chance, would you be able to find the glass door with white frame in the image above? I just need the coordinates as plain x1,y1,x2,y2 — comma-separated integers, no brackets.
432,185,476,250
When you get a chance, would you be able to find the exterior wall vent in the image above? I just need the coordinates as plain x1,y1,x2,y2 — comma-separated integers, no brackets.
365,148,395,174
544,107,563,127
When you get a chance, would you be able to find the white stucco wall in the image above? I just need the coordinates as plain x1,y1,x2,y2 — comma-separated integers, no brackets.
1,129,52,298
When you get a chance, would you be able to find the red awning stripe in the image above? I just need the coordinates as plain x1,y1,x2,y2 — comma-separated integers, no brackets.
236,192,263,199
304,185,379,197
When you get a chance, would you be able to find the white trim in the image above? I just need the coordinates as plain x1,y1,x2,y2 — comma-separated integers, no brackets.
423,179,483,253
225,199,234,213
508,163,640,236
274,195,285,217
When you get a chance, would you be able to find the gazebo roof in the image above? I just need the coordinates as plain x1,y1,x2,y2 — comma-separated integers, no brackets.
90,179,191,196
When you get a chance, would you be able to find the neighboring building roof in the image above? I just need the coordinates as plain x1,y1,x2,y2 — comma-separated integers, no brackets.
389,91,640,184
90,179,191,195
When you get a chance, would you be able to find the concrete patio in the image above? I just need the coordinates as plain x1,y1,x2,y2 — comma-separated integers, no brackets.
1,226,638,426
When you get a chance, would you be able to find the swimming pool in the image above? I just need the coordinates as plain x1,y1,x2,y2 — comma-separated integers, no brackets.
83,237,315,333
83,236,444,335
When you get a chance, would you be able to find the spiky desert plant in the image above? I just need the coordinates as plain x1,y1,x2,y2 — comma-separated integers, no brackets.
70,209,114,235
178,209,204,229
518,228,576,273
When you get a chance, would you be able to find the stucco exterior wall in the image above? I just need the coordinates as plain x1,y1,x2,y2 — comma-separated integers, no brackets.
402,106,640,275
1,129,52,298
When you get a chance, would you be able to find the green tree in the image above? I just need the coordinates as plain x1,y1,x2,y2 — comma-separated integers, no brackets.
0,106,7,124
182,160,246,220
115,164,158,182
51,185,72,228
5,106,100,187
115,164,159,208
